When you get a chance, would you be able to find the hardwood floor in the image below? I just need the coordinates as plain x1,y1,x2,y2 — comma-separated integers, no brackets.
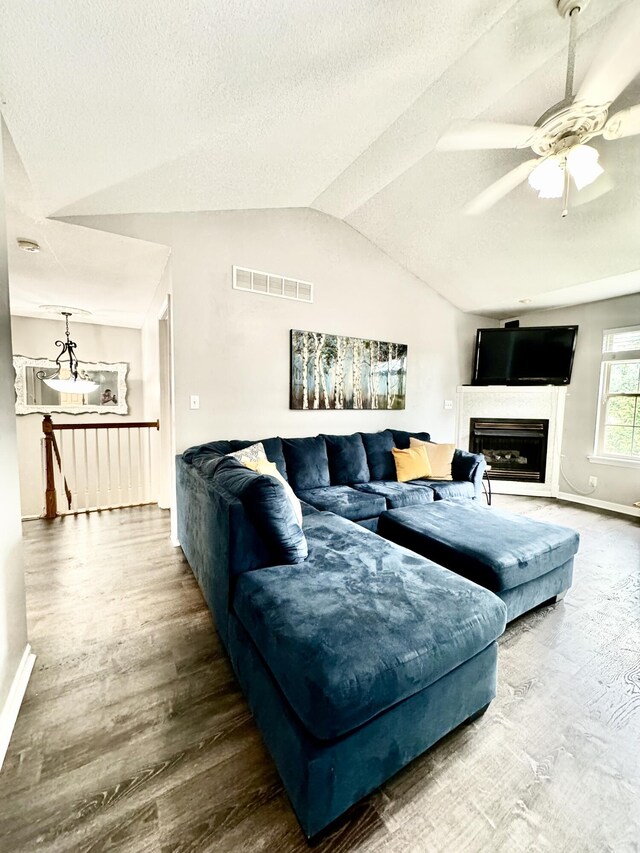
0,498,638,852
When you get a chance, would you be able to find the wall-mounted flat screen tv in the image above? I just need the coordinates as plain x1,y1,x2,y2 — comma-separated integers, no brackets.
472,325,578,386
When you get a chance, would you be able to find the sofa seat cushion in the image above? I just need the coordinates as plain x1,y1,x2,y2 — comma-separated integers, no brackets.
378,501,580,593
353,480,435,509
232,512,507,740
296,486,385,521
409,479,476,501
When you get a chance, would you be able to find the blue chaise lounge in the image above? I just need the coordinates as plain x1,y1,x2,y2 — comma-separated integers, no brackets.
176,430,506,836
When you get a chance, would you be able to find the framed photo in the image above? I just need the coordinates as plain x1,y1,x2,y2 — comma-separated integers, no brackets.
290,330,407,410
13,356,129,415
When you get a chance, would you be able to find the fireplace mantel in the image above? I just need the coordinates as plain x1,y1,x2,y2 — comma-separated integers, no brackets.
456,386,567,497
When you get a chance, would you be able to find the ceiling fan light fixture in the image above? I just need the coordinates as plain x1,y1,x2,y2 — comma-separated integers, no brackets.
566,144,604,190
528,158,564,199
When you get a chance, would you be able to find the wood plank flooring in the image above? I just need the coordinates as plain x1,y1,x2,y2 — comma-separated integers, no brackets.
0,497,638,852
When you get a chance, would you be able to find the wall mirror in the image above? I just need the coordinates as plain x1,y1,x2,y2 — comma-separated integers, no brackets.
14,356,129,415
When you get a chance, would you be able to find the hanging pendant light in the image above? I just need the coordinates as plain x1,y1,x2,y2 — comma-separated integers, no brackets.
36,312,99,394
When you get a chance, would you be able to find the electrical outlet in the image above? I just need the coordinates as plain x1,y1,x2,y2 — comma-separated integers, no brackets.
444,399,453,410
588,475,597,488
190,395,200,410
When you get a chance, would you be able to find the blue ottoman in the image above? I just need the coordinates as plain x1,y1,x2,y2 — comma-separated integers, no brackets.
378,501,579,622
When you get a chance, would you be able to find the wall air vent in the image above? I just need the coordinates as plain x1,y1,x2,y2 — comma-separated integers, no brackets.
233,266,313,304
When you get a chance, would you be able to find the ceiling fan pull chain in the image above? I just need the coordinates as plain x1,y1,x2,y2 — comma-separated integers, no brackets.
561,159,571,217
565,6,580,99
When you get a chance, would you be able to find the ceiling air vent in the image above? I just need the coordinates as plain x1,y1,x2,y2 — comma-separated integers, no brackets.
233,266,313,304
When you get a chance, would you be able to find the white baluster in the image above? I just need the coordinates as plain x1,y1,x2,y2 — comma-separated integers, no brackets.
146,427,153,504
137,427,143,504
106,428,112,508
95,429,101,509
117,430,123,507
40,437,46,517
71,430,78,513
58,430,65,514
127,429,133,505
83,429,89,510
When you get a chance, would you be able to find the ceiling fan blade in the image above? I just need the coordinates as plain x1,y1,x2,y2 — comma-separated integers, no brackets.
576,1,640,107
603,103,640,139
464,159,542,216
436,121,539,151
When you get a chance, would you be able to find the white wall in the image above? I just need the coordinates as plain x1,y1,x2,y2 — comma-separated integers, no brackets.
514,292,640,508
63,208,495,452
0,118,30,762
11,316,146,517
140,259,173,508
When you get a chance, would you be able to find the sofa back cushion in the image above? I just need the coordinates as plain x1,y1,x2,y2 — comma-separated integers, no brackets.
323,433,370,485
229,437,288,480
182,436,288,479
183,440,233,463
282,436,331,492
392,444,433,482
360,430,396,481
202,455,307,566
410,438,455,480
391,429,431,449
452,448,484,483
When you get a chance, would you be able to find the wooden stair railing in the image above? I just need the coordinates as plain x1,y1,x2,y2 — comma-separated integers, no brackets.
42,416,160,519
42,415,72,517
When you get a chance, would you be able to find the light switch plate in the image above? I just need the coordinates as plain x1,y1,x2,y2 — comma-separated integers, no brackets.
444,399,453,410
190,395,200,410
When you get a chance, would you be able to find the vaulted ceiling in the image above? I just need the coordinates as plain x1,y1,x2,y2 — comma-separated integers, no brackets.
1,0,639,322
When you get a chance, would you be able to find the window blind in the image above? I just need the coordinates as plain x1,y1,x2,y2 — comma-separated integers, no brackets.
602,326,640,361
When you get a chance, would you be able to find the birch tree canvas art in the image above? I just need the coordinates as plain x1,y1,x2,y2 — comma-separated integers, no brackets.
290,330,407,410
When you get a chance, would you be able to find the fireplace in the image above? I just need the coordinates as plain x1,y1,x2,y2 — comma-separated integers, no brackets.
470,418,549,483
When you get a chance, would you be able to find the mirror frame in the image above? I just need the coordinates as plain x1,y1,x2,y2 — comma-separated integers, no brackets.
13,355,129,415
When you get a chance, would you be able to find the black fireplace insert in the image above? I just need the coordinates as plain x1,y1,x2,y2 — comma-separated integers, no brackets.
470,418,549,483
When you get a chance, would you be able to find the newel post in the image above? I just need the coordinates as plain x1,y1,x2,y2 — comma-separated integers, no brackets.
42,415,57,519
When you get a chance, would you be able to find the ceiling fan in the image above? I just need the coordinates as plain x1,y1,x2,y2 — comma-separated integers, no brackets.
436,0,640,216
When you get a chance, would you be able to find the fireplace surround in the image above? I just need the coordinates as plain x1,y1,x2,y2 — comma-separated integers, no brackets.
456,386,566,497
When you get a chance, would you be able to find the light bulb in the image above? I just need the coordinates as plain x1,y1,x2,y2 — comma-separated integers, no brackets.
566,144,604,191
528,157,564,199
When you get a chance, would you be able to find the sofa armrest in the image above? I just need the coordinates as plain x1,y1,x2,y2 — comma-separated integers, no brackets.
452,450,486,500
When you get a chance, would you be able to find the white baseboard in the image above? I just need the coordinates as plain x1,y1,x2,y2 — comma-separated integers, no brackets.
0,644,36,770
556,491,640,519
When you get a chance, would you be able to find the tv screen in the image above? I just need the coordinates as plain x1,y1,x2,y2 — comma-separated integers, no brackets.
473,326,578,386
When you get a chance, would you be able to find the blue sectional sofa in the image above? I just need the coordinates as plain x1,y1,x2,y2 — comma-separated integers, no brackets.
176,429,505,837
181,429,486,531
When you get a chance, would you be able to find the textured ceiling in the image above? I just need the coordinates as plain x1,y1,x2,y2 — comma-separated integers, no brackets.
1,0,639,319
3,127,170,328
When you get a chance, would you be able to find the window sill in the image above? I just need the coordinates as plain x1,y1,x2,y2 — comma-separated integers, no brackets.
588,454,640,470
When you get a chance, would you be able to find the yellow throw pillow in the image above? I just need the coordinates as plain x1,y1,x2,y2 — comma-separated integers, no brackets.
410,437,455,480
243,458,304,527
392,445,433,483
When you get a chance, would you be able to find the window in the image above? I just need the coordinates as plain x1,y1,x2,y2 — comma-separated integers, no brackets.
595,326,640,461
